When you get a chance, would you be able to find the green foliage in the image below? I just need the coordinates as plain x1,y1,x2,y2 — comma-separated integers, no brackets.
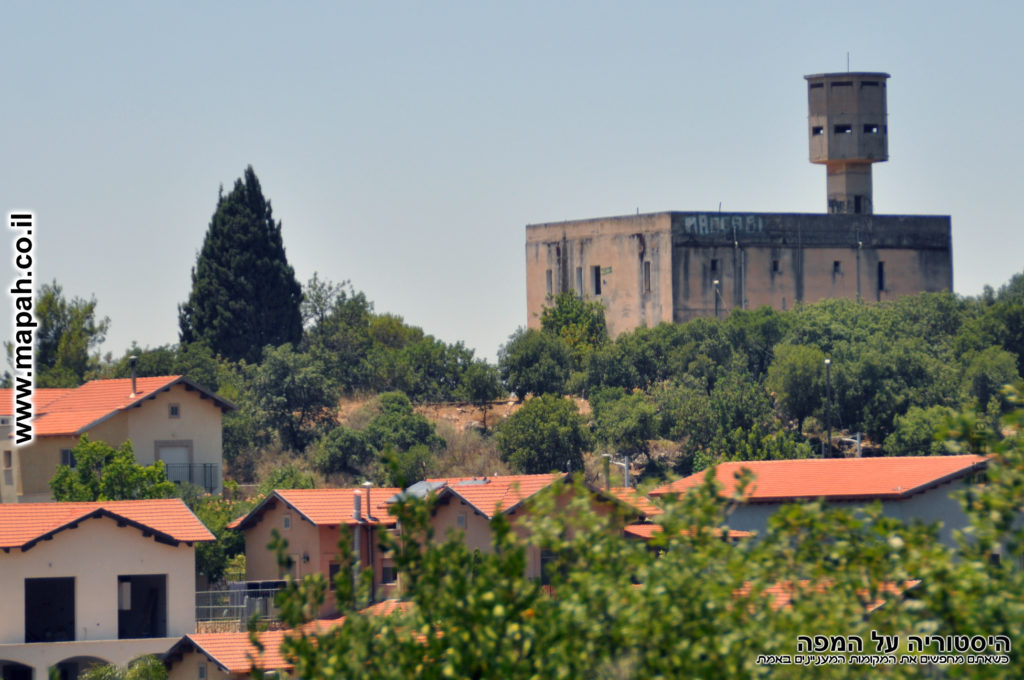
540,292,608,369
378,443,436,488
272,396,1024,678
883,405,957,457
250,343,338,452
77,655,167,680
256,463,316,496
364,392,445,453
960,346,1021,409
189,494,251,582
591,388,658,457
765,344,826,432
178,166,303,363
50,435,176,501
94,341,223,391
314,426,374,476
498,327,570,400
496,394,587,473
13,280,110,387
456,359,504,428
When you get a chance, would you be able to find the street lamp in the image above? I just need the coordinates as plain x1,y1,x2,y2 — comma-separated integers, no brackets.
824,358,832,456
602,453,631,488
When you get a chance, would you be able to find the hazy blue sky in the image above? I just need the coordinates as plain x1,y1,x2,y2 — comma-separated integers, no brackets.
3,2,1022,364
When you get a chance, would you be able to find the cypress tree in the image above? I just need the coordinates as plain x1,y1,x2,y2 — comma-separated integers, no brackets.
179,166,303,363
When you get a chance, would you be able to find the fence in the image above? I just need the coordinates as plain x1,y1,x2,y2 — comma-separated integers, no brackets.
165,463,219,493
196,583,284,627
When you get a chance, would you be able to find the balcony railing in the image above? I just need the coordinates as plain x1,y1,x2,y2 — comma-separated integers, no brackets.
196,582,285,627
164,463,219,493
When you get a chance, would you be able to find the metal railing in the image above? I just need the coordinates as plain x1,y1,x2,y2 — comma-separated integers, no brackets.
165,463,219,493
196,583,285,625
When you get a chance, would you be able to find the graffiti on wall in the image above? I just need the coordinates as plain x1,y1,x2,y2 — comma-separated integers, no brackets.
682,214,764,236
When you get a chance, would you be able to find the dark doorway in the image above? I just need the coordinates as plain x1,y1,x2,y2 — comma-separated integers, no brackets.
1,661,33,680
117,574,167,638
25,577,74,642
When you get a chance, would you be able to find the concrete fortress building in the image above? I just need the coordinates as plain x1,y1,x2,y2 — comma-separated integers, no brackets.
525,72,953,337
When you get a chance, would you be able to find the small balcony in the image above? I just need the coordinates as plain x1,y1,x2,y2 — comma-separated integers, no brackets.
195,581,285,632
164,463,219,494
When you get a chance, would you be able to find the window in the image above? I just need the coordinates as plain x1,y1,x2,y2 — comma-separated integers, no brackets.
328,562,341,589
772,260,781,274
118,574,167,638
545,269,553,296
457,512,467,529
25,577,75,642
877,261,886,292
710,259,719,273
0,417,9,425
833,124,852,134
283,514,291,530
863,123,879,134
169,404,180,418
3,450,11,469
198,663,207,680
60,449,75,469
833,261,842,275
381,561,397,584
592,266,602,295
811,126,824,136
643,261,652,293
575,266,583,293
830,81,853,88
854,195,863,214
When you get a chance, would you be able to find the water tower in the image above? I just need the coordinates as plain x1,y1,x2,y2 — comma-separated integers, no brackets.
806,72,889,214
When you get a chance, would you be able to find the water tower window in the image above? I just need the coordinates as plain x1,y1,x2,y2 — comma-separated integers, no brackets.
592,266,602,295
834,124,853,134
863,124,879,134
860,81,880,88
643,261,652,293
812,126,824,136
830,81,853,88
833,261,842,275
877,262,886,292
809,83,824,89
772,260,781,274
545,269,552,296
710,259,719,273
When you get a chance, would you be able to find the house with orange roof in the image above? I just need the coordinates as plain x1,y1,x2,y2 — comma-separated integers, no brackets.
649,455,990,546
1,375,234,503
0,498,213,680
227,486,402,614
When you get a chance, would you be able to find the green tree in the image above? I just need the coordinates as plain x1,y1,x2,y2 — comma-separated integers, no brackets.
364,392,445,453
498,328,570,400
456,360,505,429
591,388,658,459
50,435,176,501
765,344,826,433
189,494,251,583
256,463,316,495
883,405,956,456
314,426,374,476
178,166,303,363
960,346,1021,409
540,292,608,369
250,343,338,452
77,655,167,680
495,394,587,473
10,281,110,387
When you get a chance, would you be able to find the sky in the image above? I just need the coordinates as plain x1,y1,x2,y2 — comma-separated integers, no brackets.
3,2,1022,365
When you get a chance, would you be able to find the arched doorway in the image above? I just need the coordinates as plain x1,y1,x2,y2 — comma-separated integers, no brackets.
0,659,33,680
52,656,108,680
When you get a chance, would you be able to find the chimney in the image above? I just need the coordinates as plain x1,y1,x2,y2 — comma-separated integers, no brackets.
129,356,138,397
362,481,373,521
353,489,362,521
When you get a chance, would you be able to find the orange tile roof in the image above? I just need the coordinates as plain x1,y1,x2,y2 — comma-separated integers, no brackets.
0,388,74,415
168,603,412,675
601,486,664,517
735,579,920,612
3,376,234,438
623,523,752,541
427,474,567,519
649,455,989,502
0,498,214,550
228,487,401,531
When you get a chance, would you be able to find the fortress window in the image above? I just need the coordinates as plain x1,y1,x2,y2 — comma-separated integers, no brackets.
592,266,602,295
863,124,879,134
833,124,852,134
545,269,553,296
833,260,842,275
710,259,719,273
772,260,781,273
643,261,652,293
812,126,824,136
877,262,886,292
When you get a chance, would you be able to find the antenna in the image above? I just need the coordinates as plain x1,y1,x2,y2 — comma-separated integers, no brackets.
846,52,850,72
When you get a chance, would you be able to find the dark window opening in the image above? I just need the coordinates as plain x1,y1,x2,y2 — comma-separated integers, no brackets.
861,81,880,88
833,124,852,134
812,126,824,136
772,260,781,274
989,552,1002,566
854,195,863,214
592,266,602,295
830,81,853,88
877,262,886,292
809,83,824,89
25,577,75,642
60,449,75,469
575,267,583,294
710,259,719,273
863,124,879,134
118,574,167,639
833,261,842,275
545,269,552,296
169,404,180,418
643,261,652,293
381,563,397,584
